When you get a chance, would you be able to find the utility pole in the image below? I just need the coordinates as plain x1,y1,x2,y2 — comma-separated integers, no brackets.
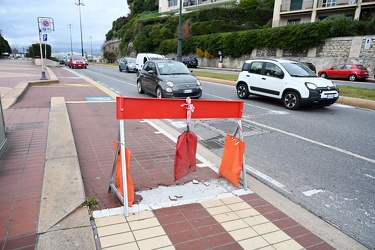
68,24,73,55
177,0,182,62
75,0,84,57
90,35,92,56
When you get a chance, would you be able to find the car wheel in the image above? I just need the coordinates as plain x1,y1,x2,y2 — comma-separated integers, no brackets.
126,67,130,73
156,87,163,98
119,66,122,72
237,83,250,99
283,91,300,110
349,74,357,81
137,81,144,94
320,72,327,78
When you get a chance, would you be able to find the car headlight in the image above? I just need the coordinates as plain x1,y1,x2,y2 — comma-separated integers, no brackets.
305,82,317,90
196,79,201,86
167,81,174,87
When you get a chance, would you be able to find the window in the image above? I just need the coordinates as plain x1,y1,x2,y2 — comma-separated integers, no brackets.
264,63,282,77
322,0,336,7
290,0,303,11
287,19,300,25
250,62,263,74
168,0,177,7
332,64,344,70
242,63,251,72
144,62,156,72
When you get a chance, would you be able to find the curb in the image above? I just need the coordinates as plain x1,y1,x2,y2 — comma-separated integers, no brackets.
197,77,375,111
1,67,58,109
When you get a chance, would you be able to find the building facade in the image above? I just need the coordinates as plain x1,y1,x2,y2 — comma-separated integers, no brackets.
158,0,238,13
272,0,375,27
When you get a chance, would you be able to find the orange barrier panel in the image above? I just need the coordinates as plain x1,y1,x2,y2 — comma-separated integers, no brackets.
116,97,244,120
113,142,134,207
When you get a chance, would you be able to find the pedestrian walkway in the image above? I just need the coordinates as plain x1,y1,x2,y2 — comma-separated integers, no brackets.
0,59,368,250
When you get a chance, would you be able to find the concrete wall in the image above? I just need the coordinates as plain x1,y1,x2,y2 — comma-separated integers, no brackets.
168,35,375,80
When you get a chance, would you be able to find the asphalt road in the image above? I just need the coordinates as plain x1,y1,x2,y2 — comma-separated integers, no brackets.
73,64,375,249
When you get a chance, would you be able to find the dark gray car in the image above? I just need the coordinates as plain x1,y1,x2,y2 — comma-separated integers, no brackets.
137,60,202,98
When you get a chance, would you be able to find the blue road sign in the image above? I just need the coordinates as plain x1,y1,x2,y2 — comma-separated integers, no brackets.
43,34,47,41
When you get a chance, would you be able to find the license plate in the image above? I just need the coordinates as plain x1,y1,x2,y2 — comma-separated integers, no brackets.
183,89,193,93
327,94,334,99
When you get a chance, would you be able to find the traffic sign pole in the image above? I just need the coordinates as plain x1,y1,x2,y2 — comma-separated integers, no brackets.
37,17,54,80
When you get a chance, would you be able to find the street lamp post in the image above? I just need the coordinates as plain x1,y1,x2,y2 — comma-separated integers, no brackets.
177,0,182,62
68,24,73,55
75,0,84,57
90,35,92,56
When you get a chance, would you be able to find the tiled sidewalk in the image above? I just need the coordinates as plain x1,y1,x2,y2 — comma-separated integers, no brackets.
95,194,334,250
0,108,49,250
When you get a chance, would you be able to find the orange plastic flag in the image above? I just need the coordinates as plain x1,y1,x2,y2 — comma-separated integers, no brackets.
114,142,134,207
219,134,246,187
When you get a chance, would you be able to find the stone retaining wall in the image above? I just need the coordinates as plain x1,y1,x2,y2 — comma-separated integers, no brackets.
104,35,375,79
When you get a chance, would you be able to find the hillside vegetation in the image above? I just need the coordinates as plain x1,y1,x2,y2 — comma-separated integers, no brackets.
106,1,374,59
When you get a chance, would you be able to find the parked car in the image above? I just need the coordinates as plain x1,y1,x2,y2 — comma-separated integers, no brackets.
55,56,65,65
69,55,87,69
236,58,339,110
119,57,136,73
318,63,369,81
182,57,198,68
300,62,316,73
137,60,202,99
64,56,70,66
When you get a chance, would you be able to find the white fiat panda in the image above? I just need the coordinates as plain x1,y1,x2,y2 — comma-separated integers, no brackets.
236,58,339,110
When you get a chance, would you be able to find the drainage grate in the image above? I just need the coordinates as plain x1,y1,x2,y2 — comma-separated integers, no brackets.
11,122,44,131
199,137,225,149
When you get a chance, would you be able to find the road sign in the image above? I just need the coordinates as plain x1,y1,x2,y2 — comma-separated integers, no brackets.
364,37,372,50
38,17,53,33
43,34,47,42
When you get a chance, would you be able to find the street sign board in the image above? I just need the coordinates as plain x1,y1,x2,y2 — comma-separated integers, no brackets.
38,17,54,33
43,34,47,42
364,37,372,50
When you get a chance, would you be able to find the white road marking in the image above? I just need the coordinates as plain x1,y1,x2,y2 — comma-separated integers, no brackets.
303,189,324,196
246,165,288,192
364,174,375,180
245,119,375,165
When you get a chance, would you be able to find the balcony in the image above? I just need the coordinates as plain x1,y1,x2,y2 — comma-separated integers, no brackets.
280,0,314,12
318,0,357,8
182,0,235,8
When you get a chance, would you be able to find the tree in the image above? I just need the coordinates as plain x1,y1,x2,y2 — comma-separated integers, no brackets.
103,51,117,63
0,34,11,56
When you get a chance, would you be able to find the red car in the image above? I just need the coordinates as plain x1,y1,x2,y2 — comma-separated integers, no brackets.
318,63,369,81
69,56,87,69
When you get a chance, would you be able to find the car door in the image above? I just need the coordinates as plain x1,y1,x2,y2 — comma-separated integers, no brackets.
259,62,284,98
246,61,263,94
342,64,353,78
330,64,344,78
251,62,282,98
141,62,157,93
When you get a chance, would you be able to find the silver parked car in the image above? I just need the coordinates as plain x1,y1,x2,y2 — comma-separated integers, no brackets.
119,57,136,73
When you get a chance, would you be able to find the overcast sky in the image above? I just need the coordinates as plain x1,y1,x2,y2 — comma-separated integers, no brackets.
0,0,130,55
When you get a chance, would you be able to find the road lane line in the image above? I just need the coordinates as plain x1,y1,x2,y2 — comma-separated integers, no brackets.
245,119,375,164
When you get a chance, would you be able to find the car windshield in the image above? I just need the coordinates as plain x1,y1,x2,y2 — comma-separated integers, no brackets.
128,58,136,63
157,61,191,75
281,62,316,77
71,56,84,60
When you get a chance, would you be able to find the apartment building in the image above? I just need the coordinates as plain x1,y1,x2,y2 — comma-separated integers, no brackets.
272,0,375,27
158,0,238,13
